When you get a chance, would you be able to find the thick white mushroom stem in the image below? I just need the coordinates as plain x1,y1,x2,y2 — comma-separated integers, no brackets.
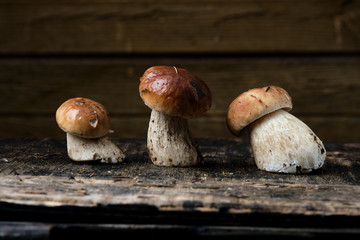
147,109,202,167
249,109,326,173
66,133,125,163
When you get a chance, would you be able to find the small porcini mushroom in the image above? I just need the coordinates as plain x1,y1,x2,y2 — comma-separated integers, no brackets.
139,66,212,167
56,97,125,163
226,86,326,173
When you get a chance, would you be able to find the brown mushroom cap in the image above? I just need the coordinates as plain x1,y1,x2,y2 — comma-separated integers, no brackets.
139,66,212,118
226,86,293,136
56,97,111,138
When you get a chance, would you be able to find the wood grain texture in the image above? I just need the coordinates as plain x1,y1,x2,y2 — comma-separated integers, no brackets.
2,174,360,216
1,0,360,235
0,0,360,53
2,56,359,115
0,115,359,142
1,138,360,237
1,56,359,141
0,138,360,217
1,221,360,238
1,1,359,142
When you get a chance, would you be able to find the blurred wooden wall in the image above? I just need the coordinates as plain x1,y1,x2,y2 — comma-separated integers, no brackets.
0,0,359,142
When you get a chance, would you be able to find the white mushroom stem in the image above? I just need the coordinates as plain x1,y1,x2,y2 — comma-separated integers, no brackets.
66,133,125,163
147,109,202,167
249,109,326,173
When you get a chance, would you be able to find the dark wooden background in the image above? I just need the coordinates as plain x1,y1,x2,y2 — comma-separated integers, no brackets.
0,0,359,142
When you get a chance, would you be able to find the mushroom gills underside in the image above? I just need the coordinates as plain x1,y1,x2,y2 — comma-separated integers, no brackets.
249,109,326,173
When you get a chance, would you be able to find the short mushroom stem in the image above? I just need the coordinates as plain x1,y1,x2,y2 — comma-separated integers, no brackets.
66,133,125,163
249,109,326,173
147,109,202,167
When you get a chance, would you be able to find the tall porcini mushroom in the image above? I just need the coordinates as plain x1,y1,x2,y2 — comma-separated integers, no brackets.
226,86,326,173
139,66,212,167
56,97,125,163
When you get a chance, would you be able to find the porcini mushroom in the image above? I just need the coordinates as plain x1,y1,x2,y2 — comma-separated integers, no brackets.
139,66,212,167
226,86,326,173
56,97,125,163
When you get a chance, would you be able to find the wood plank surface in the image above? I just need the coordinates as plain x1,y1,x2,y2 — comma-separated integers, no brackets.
1,56,359,141
1,139,360,203
0,138,360,223
1,0,360,54
1,138,360,237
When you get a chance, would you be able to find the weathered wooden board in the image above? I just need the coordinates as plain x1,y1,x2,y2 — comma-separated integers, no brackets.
1,56,359,141
1,138,360,211
3,173,360,215
0,138,360,237
0,0,360,54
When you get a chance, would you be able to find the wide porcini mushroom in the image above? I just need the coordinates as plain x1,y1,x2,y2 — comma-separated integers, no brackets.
226,86,326,173
56,97,125,163
139,66,212,167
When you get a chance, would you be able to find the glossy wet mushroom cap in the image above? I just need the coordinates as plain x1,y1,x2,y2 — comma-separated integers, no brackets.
56,97,111,138
139,66,212,118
